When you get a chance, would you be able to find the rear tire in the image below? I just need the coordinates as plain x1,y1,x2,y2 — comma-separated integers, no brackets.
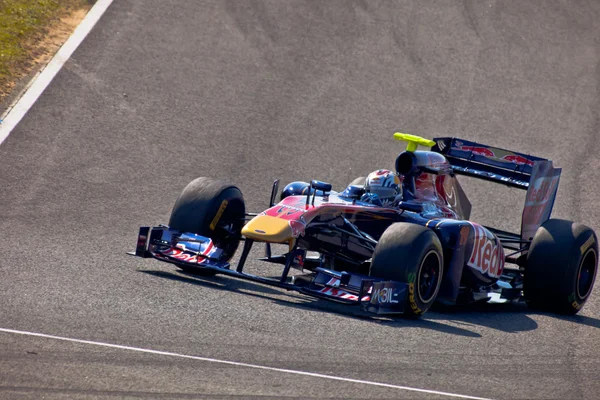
524,219,598,315
169,177,246,274
370,223,444,317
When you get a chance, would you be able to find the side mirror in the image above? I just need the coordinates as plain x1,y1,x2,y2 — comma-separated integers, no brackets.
310,180,332,192
307,180,333,206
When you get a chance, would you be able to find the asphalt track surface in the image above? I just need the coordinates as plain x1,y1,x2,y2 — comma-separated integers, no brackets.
1,1,599,399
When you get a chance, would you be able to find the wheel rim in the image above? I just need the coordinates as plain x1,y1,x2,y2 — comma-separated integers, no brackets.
212,198,245,259
417,250,442,303
577,248,597,300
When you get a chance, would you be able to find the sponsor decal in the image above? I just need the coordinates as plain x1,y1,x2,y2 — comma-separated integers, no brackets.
502,154,534,167
165,247,204,263
289,220,306,238
453,142,495,157
209,200,228,231
288,196,310,208
371,287,399,304
266,202,307,221
467,223,504,278
290,250,307,270
459,225,470,246
408,283,421,314
527,177,559,205
276,204,305,215
521,161,561,241
360,283,373,302
453,141,535,167
164,241,215,264
581,236,595,255
568,293,583,310
325,277,341,288
293,252,305,268
318,287,358,301
361,295,371,302
407,273,422,314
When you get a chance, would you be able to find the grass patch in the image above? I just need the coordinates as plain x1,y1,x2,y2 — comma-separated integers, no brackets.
0,0,90,100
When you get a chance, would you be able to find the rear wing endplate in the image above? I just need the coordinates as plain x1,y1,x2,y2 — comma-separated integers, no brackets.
520,161,561,242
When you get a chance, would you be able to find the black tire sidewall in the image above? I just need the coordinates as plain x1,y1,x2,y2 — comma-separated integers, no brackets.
370,223,444,316
168,178,245,260
525,219,598,314
560,228,597,311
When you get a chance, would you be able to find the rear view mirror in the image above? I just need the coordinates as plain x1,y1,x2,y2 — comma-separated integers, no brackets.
311,180,332,192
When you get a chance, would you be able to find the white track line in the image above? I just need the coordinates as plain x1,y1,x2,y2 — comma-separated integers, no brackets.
0,1,490,397
0,327,493,400
0,0,114,146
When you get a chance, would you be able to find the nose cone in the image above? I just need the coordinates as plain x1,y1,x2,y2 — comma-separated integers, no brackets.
241,215,293,243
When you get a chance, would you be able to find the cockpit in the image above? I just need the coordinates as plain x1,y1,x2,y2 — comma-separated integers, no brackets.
341,133,471,219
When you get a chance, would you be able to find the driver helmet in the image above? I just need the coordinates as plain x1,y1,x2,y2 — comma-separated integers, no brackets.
364,169,402,205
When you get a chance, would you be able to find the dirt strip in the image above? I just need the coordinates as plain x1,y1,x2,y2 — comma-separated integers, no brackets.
1,1,91,109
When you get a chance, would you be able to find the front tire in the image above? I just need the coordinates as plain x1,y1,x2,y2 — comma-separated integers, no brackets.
169,177,245,273
370,223,444,317
524,219,598,315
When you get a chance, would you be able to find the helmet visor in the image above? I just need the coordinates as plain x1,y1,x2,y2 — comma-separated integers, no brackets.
370,186,399,200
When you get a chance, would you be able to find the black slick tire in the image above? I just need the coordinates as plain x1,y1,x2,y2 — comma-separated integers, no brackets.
369,223,444,317
524,219,598,315
169,177,245,273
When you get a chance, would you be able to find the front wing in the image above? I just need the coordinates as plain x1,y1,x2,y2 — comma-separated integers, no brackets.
130,226,408,315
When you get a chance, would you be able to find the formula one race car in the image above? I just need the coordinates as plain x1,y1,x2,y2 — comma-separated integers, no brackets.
130,133,598,317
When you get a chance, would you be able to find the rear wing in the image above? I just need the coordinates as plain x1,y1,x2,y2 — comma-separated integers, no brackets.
431,137,550,189
431,137,561,242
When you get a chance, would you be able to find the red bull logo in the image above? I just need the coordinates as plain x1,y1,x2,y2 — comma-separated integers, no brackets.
453,141,535,167
454,145,495,157
294,253,305,267
289,220,305,238
165,247,207,263
502,154,534,167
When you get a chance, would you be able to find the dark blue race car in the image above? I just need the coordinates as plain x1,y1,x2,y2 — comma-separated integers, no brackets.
131,133,598,317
